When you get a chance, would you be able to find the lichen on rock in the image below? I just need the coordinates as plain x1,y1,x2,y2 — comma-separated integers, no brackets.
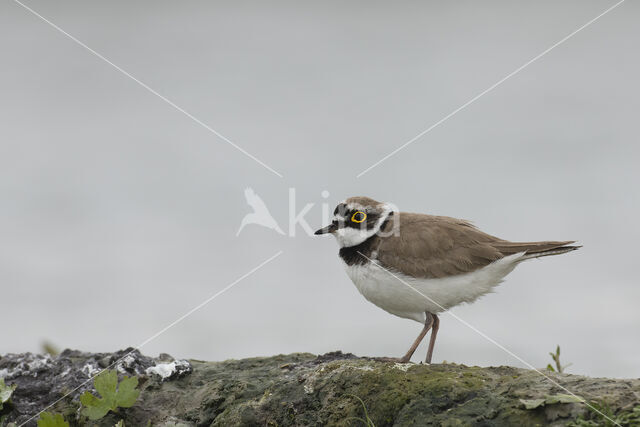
0,349,638,426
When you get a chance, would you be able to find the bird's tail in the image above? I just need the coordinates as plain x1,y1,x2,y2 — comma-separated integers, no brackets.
493,240,581,261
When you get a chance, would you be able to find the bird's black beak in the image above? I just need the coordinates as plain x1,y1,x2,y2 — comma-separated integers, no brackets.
314,223,337,235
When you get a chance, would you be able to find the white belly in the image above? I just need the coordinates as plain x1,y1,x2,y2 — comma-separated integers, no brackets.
341,253,525,323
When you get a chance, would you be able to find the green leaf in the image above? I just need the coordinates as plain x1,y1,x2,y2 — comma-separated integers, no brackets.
37,412,70,427
0,378,17,410
80,391,111,420
79,389,100,407
80,370,140,421
115,376,140,408
546,364,555,372
94,369,118,408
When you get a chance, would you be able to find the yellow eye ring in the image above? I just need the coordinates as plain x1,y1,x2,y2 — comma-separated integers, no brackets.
351,211,367,223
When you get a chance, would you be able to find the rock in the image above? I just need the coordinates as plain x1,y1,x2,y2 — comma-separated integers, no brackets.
0,350,638,426
145,359,192,381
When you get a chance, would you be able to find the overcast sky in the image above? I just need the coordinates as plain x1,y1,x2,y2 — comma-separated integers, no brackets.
1,0,638,378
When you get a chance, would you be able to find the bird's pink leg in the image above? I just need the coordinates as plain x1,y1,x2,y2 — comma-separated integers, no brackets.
425,313,440,364
399,313,434,362
377,312,434,363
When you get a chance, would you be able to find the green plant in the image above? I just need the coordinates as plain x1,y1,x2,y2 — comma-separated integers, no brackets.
79,370,140,421
0,378,17,411
546,345,572,373
41,341,60,356
345,394,375,427
37,412,69,427
568,402,640,427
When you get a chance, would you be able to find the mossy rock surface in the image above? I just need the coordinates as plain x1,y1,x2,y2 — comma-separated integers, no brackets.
1,350,639,426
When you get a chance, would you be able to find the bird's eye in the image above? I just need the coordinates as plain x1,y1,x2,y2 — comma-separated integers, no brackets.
351,211,367,223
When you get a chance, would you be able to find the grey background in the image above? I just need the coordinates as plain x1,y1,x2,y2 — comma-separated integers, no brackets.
1,0,638,378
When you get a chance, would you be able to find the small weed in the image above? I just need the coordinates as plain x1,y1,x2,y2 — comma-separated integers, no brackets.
41,341,60,357
1,378,18,426
546,345,572,373
345,394,375,427
0,378,17,412
568,401,640,426
80,369,140,421
37,412,69,427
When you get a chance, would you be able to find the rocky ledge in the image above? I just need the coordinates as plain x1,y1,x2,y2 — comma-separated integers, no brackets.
1,349,639,426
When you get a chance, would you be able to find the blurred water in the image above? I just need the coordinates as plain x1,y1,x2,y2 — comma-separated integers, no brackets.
1,0,638,378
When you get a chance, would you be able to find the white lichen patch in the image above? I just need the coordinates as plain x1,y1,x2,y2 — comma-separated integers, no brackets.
1,354,53,379
301,362,375,396
146,360,190,380
81,363,101,378
350,365,374,372
26,354,51,372
116,354,138,374
393,363,413,372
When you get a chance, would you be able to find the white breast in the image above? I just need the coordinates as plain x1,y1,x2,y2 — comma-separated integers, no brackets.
341,253,525,323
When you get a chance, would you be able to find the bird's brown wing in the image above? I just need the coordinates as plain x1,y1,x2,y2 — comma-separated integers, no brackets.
376,213,574,279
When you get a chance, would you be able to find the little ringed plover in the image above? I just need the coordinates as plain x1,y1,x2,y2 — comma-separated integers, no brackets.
314,196,579,364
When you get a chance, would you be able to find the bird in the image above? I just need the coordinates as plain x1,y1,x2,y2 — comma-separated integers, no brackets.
314,196,579,364
236,187,284,236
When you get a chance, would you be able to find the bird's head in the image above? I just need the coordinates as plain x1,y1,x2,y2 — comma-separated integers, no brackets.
314,196,395,247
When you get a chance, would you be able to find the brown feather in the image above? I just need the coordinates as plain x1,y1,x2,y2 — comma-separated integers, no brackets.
376,213,578,279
